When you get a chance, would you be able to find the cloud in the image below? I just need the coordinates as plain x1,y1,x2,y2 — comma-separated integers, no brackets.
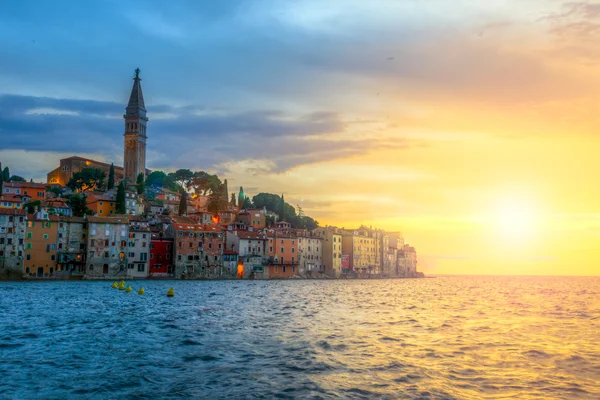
0,94,419,177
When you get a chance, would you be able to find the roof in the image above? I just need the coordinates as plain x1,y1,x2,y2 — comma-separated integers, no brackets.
266,232,296,239
60,156,124,171
0,194,24,203
59,216,86,223
127,70,146,110
27,214,60,222
0,208,26,216
87,215,129,224
4,182,48,189
86,192,115,203
223,250,238,255
128,215,148,222
234,231,267,240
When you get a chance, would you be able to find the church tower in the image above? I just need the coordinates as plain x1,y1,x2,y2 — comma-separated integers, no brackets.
123,68,148,185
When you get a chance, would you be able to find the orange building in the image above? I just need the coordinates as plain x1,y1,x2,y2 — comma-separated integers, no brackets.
47,156,124,187
3,182,47,202
236,209,266,229
86,192,116,216
267,232,299,278
24,214,60,277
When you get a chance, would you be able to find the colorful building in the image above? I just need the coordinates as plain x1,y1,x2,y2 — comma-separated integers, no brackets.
126,217,150,278
0,194,24,210
47,156,124,187
24,214,59,277
3,182,47,202
149,230,174,277
236,210,266,229
86,192,116,216
226,230,267,279
267,232,298,278
296,231,324,275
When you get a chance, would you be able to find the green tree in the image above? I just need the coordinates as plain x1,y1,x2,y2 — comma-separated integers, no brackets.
26,200,41,214
243,196,253,209
9,175,26,182
115,181,126,214
238,187,245,209
47,186,62,197
145,170,167,187
3,167,10,183
169,169,194,189
179,191,187,216
0,168,3,192
279,194,286,220
189,171,221,196
107,163,115,190
67,168,106,193
252,193,280,212
67,194,91,217
136,173,145,195
207,182,229,213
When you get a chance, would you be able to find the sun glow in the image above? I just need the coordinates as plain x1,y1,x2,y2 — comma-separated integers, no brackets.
493,199,538,240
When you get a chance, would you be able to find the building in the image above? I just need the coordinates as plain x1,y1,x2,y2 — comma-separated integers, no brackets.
198,224,225,278
3,182,47,202
222,250,238,277
86,216,129,278
24,214,60,277
123,68,148,185
297,232,323,275
56,217,87,276
236,209,266,229
171,220,203,279
86,192,116,216
266,232,298,278
226,230,267,279
125,190,143,215
41,198,71,217
341,229,376,276
47,156,124,187
0,194,24,210
126,217,150,278
149,229,174,277
0,208,26,277
314,226,343,278
397,245,418,277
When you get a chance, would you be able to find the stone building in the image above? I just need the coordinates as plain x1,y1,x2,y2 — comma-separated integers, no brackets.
126,216,150,278
296,231,323,275
198,224,225,278
123,68,148,185
86,216,129,279
313,226,343,278
56,216,87,276
171,221,203,279
226,230,267,279
0,208,26,278
47,157,123,187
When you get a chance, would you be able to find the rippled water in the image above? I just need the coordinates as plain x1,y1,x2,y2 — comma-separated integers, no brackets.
1,276,599,399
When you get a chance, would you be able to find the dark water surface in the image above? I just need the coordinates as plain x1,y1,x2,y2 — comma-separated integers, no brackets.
1,276,599,399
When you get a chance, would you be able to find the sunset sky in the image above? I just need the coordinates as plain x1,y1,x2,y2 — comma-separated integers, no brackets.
1,0,599,276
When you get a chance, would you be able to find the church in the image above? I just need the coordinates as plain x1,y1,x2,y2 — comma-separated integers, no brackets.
47,69,149,186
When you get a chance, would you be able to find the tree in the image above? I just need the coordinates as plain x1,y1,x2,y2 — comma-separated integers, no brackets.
116,181,126,214
207,182,229,213
179,191,187,216
26,200,41,214
47,186,62,197
67,168,106,193
3,167,9,183
0,168,3,192
252,193,281,212
169,169,194,189
230,192,237,207
243,196,253,209
67,194,91,217
145,170,167,187
238,187,245,209
107,163,115,190
189,171,221,197
136,173,145,195
9,175,26,182
280,194,286,220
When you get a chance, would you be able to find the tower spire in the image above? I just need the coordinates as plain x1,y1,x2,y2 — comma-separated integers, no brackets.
123,68,148,185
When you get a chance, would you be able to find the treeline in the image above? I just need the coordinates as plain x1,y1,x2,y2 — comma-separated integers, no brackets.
251,193,319,230
0,165,27,190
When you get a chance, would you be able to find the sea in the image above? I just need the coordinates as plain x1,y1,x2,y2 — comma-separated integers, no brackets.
1,276,599,399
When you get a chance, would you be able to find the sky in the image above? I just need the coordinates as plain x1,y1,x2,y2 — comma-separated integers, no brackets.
1,0,599,276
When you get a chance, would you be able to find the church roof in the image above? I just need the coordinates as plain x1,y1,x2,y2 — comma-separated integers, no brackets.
127,68,146,110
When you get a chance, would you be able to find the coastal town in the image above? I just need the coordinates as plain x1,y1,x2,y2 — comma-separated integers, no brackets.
0,70,421,281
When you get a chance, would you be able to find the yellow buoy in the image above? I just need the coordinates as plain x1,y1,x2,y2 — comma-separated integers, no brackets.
118,282,125,290
125,285,132,293
111,282,118,288
167,288,174,297
138,288,144,295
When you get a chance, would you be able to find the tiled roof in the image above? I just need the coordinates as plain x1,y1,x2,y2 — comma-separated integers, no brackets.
4,182,48,189
0,208,26,216
61,156,124,171
223,250,238,255
59,216,86,223
235,231,267,240
0,194,24,202
87,215,129,224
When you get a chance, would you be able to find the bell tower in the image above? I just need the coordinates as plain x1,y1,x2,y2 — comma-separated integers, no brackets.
123,68,148,185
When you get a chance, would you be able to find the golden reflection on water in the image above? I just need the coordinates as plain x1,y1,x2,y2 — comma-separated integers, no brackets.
283,276,600,399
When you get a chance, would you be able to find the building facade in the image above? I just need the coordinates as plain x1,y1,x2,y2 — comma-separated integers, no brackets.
127,217,150,278
24,214,59,277
314,226,343,277
0,208,26,277
86,216,129,278
56,216,87,276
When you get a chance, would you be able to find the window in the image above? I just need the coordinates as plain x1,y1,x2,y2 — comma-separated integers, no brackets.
89,264,94,270
150,244,154,249
19,239,23,245
142,234,146,239
150,253,154,259
51,244,56,250
140,253,147,261
138,264,145,272
27,221,33,228
269,246,273,252
51,255,55,261
104,251,109,258
142,242,146,247
128,252,134,258
280,247,284,253
99,201,103,206
26,254,31,260
166,254,171,259
128,263,134,269
27,243,32,249
43,234,48,239
42,222,50,228
292,248,295,253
